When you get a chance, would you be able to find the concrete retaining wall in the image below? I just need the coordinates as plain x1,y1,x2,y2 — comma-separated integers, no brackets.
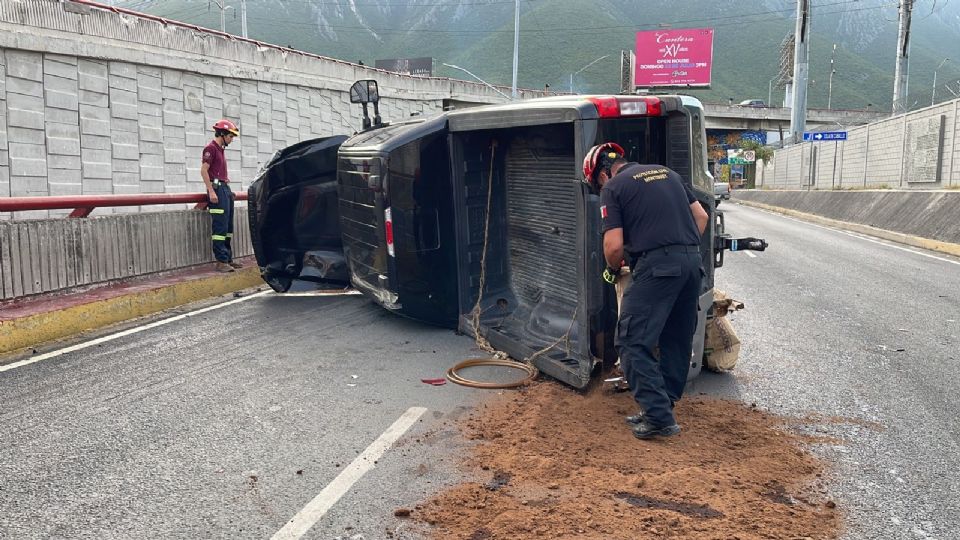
0,0,517,218
733,190,960,245
758,98,960,189
0,208,251,300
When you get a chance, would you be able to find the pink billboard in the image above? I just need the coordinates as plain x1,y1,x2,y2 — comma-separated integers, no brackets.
634,28,714,87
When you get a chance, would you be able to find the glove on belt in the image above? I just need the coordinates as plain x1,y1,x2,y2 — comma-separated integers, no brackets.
602,266,620,285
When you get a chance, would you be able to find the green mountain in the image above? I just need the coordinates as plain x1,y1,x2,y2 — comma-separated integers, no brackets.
117,0,960,111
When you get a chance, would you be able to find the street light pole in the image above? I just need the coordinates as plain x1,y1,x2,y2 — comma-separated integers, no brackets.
240,0,248,38
442,63,511,100
768,77,775,107
569,55,609,94
210,0,233,33
933,58,950,106
511,0,520,99
828,43,837,109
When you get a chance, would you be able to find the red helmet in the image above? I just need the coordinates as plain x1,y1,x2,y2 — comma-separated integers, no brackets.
582,142,625,187
212,119,239,136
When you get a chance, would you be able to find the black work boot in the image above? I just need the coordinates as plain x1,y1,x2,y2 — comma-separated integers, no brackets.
633,420,681,440
626,401,674,425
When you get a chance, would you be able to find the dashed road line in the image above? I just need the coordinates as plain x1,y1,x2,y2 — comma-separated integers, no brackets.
271,407,428,540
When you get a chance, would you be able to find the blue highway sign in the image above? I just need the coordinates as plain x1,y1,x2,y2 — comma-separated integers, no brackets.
803,131,847,142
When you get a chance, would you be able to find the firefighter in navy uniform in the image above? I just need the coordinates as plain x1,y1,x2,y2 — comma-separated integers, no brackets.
584,143,709,439
201,119,241,273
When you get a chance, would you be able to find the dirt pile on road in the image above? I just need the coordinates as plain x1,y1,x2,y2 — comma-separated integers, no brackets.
412,381,841,539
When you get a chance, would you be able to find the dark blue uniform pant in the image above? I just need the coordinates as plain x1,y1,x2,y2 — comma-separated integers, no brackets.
616,247,702,428
209,181,234,263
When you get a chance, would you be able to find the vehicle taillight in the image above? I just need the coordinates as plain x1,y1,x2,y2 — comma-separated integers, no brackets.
619,97,662,117
588,97,620,118
589,96,662,118
641,97,662,116
384,207,395,257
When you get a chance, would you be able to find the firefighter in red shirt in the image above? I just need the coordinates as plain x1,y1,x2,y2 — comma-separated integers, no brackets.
201,120,241,272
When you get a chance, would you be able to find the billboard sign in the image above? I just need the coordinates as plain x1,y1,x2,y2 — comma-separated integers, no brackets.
375,57,433,77
634,28,714,88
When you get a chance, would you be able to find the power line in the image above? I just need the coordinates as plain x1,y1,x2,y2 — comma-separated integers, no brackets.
158,5,210,20
117,0,156,11
241,2,898,35
129,0,883,33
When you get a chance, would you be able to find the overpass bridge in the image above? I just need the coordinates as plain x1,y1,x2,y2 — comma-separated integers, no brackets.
703,104,888,132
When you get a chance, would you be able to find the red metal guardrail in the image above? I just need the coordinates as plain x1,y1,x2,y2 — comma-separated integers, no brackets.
0,192,247,218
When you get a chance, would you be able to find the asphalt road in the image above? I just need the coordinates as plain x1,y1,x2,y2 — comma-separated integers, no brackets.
1,203,958,540
0,290,500,540
691,203,960,540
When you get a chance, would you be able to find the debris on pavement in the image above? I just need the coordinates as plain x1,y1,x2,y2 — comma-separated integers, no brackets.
412,381,841,539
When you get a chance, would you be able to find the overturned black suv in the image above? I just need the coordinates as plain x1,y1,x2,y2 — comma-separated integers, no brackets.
248,80,764,389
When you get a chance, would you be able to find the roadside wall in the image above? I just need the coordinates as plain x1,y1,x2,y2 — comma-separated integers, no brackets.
758,98,960,189
0,209,251,300
733,190,960,245
0,0,518,218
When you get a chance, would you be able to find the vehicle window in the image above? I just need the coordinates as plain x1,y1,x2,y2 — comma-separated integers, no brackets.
597,117,668,165
689,110,710,192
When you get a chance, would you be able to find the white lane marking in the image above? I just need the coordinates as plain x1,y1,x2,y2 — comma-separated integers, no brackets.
277,290,362,297
0,290,271,373
272,407,428,540
748,206,960,266
745,251,758,258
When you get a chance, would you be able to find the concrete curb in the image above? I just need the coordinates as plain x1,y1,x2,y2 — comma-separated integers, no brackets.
735,199,960,258
0,267,264,356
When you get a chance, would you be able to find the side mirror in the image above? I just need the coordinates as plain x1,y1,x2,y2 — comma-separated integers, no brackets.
350,80,383,130
350,80,380,104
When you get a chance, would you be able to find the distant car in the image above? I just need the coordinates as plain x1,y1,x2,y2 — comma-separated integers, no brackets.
737,99,766,108
714,182,730,206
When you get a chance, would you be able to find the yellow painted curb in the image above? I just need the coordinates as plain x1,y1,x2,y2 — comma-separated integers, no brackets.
736,200,960,258
0,267,264,355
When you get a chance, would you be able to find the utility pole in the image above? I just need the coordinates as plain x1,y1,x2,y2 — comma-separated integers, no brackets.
789,0,811,144
511,0,519,99
827,43,837,109
892,0,913,115
240,0,248,38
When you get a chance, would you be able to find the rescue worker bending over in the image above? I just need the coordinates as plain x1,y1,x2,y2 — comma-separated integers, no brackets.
201,119,241,273
584,143,709,439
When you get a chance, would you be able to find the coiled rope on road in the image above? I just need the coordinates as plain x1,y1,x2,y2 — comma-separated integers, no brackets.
445,357,539,389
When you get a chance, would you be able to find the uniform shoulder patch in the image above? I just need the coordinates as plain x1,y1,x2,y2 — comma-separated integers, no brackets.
600,205,608,219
